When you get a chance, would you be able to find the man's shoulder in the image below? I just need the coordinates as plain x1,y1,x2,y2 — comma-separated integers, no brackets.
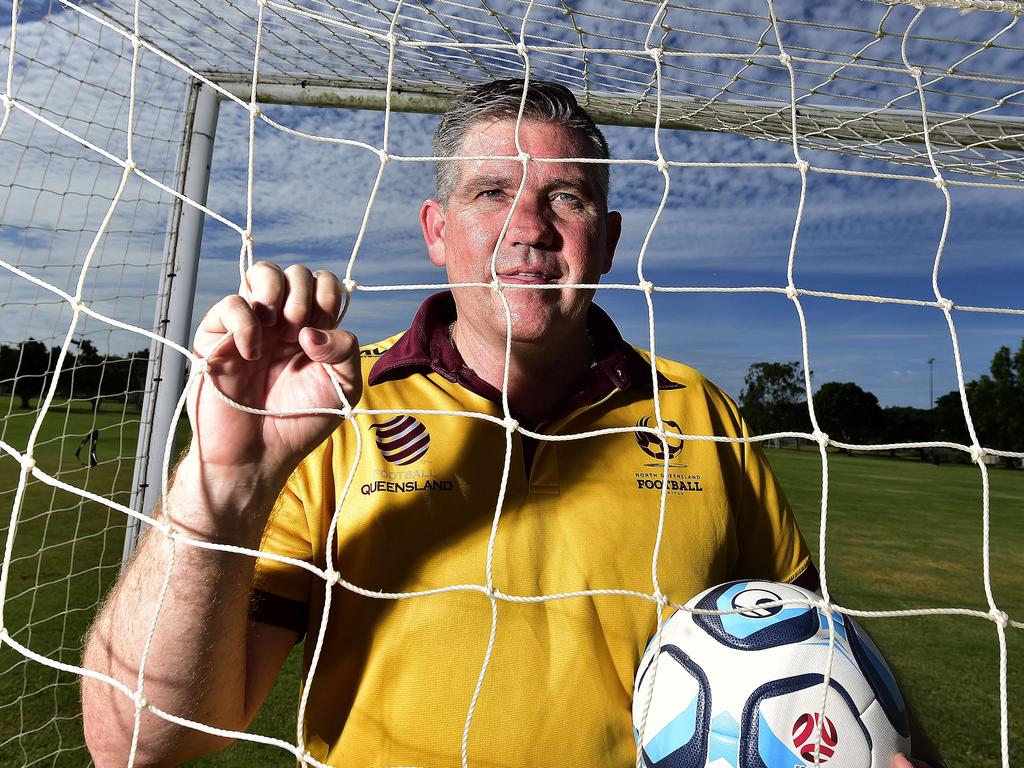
358,332,404,363
632,348,735,401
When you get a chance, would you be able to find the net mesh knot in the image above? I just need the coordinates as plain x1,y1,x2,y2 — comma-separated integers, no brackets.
778,52,792,66
19,455,37,473
132,690,148,710
640,279,654,294
813,430,830,445
655,158,668,172
342,277,357,293
795,159,810,173
970,445,986,463
991,608,1010,627
504,417,519,432
785,285,800,300
937,297,955,312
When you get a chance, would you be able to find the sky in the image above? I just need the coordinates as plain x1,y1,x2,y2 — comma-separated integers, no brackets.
2,0,1024,409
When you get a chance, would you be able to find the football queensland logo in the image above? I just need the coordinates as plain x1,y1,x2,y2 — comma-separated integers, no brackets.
633,416,684,461
632,416,703,495
370,415,430,465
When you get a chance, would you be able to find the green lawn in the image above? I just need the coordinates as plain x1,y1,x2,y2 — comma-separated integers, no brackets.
1,400,1020,766
0,395,139,766
765,446,1023,767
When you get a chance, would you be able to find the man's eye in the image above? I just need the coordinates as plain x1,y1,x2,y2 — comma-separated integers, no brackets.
553,192,582,204
480,189,504,199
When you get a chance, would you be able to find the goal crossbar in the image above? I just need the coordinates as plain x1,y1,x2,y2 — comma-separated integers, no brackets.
209,74,1024,178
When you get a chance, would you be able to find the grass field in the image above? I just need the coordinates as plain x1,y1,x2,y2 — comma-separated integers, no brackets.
766,447,1023,768
1,396,1020,766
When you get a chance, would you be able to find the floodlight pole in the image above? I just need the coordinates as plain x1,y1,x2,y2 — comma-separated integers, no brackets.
125,79,219,564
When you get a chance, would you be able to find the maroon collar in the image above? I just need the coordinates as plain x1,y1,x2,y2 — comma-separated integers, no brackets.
368,292,681,424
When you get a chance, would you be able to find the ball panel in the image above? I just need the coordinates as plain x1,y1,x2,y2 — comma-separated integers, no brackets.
707,711,742,767
694,582,820,651
635,645,711,767
742,674,871,768
846,618,910,738
861,699,913,763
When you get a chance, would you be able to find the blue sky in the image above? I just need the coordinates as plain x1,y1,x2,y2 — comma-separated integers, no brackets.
3,0,1023,409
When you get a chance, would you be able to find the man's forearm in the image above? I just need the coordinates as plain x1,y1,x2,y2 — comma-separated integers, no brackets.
81,452,282,767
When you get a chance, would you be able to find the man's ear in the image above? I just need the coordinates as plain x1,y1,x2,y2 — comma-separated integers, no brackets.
421,198,447,267
603,210,622,275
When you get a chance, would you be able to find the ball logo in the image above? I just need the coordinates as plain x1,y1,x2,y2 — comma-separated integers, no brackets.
370,415,430,466
730,587,784,619
634,416,684,461
792,712,839,763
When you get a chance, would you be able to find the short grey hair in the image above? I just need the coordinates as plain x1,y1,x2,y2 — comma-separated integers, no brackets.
432,79,610,208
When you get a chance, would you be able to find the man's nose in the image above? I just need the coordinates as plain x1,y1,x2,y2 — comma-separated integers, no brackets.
504,195,556,249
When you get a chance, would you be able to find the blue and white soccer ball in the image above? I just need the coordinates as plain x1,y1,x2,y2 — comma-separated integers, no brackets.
632,581,911,768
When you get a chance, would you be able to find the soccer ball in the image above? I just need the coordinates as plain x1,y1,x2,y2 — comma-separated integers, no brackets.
632,581,911,767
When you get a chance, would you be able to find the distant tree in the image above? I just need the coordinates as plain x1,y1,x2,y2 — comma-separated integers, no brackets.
879,406,934,459
100,349,150,410
964,338,1024,456
934,390,970,445
739,361,811,436
70,337,104,408
5,339,50,409
813,381,883,450
0,345,15,395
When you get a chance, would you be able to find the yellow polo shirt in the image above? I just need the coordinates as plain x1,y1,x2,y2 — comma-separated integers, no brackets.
252,293,813,767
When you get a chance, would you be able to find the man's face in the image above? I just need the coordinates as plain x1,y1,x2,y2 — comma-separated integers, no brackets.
420,118,621,346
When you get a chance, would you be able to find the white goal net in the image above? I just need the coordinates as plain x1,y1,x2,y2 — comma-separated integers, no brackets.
1,0,1023,766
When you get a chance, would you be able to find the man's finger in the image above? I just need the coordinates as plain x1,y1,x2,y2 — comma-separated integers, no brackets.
245,261,285,326
298,327,359,365
297,327,362,407
196,294,261,361
311,269,343,329
281,264,314,342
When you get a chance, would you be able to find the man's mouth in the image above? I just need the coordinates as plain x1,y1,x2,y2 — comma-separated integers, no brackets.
496,271,557,285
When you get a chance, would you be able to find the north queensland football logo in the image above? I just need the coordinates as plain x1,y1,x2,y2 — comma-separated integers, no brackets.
792,712,839,763
633,416,684,461
730,587,784,619
369,415,430,465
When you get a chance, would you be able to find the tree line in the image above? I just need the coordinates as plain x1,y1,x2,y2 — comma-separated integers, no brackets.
0,338,149,412
739,337,1024,462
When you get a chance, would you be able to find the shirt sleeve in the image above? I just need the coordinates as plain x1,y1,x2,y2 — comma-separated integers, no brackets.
731,420,819,590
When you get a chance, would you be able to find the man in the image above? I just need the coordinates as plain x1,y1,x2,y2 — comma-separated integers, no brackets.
82,80,937,767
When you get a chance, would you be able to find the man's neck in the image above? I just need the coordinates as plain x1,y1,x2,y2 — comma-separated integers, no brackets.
451,319,593,427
